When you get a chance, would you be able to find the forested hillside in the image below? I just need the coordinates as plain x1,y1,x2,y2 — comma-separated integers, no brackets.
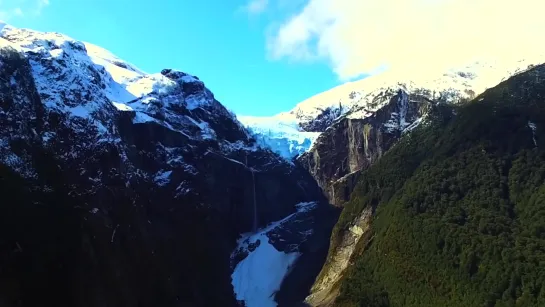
333,65,545,307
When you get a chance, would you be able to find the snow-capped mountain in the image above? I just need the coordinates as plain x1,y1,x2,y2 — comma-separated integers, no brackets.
0,21,335,307
242,56,544,160
1,21,240,148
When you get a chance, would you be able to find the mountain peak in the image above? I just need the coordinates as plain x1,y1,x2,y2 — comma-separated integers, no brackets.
0,20,7,32
0,23,235,143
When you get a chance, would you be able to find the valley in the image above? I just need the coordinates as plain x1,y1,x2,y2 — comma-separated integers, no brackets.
1,19,545,307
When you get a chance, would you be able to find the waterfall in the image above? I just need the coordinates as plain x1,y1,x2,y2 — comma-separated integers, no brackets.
246,154,258,232
251,168,258,232
398,90,409,129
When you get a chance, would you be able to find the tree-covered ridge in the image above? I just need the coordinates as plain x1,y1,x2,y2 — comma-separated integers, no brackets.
333,64,545,306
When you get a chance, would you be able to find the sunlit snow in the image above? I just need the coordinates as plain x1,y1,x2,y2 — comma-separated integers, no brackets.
238,115,319,159
0,22,224,143
232,202,317,307
240,57,545,158
154,170,172,186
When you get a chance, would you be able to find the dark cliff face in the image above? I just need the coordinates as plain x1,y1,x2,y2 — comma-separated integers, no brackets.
298,105,345,132
0,33,326,307
298,90,431,206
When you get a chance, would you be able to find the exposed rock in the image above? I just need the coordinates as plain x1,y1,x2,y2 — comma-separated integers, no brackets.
298,105,345,132
275,203,340,306
305,207,373,307
298,90,430,206
319,64,545,306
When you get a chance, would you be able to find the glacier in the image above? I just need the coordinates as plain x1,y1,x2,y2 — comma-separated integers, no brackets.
238,115,320,160
237,57,545,161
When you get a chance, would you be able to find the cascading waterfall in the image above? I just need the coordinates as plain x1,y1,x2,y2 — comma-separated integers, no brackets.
398,90,409,129
251,168,258,232
246,154,258,232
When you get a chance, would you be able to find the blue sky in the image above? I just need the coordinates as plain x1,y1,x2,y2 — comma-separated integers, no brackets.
1,0,342,116
3,0,544,116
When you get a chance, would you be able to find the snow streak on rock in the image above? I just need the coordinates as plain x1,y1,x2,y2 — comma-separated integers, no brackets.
529,121,538,147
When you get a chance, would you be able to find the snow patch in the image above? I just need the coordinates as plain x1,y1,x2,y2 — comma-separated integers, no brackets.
185,116,217,140
133,112,157,124
84,42,145,75
232,238,299,307
69,105,92,119
528,121,537,147
112,102,133,111
185,94,210,111
231,202,317,307
42,131,56,143
403,117,423,133
221,140,259,153
154,170,172,186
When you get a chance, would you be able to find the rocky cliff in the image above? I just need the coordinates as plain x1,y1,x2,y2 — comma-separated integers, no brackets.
0,24,333,307
326,64,545,307
297,89,433,306
298,89,432,207
303,64,545,306
242,57,542,162
297,63,542,305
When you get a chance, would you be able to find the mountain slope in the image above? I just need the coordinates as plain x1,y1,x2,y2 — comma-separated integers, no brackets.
298,88,432,206
288,58,543,130
241,57,544,161
0,23,335,307
310,64,545,306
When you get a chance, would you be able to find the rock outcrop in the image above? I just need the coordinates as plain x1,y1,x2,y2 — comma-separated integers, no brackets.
298,90,431,207
317,64,545,307
301,63,545,306
305,207,373,307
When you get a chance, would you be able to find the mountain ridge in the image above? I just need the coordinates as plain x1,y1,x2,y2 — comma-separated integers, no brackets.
239,56,544,160
0,22,336,307
307,63,545,307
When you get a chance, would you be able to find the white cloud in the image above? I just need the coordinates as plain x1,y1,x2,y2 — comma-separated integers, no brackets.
266,0,545,80
33,0,50,15
39,0,50,9
0,0,50,20
240,0,269,15
14,7,23,16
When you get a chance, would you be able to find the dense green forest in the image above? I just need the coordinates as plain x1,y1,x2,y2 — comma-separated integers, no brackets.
333,65,545,307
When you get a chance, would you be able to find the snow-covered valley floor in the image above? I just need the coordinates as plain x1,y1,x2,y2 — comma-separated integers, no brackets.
231,202,317,307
